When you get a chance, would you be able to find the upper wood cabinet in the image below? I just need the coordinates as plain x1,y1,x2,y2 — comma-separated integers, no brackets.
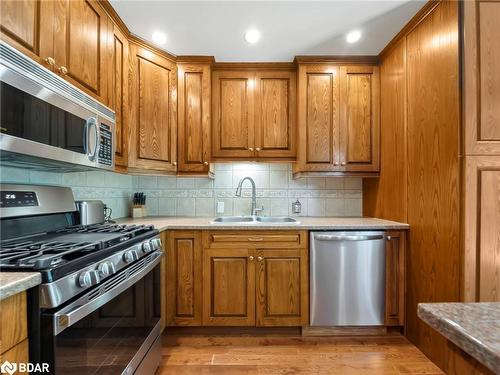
177,62,213,176
212,69,296,160
293,63,379,177
0,0,109,104
128,43,177,174
108,24,129,170
0,0,54,66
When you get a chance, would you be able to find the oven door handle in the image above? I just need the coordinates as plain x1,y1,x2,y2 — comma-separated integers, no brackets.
52,251,162,335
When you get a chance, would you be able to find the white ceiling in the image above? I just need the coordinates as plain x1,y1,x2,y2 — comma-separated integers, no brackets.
110,0,425,62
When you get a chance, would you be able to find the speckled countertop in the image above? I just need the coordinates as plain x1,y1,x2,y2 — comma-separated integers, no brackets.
418,302,500,373
0,272,41,300
117,216,409,231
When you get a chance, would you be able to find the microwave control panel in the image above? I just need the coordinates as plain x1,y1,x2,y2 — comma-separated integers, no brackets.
98,123,113,166
0,191,39,207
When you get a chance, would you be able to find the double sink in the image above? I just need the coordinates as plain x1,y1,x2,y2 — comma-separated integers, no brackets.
211,216,299,224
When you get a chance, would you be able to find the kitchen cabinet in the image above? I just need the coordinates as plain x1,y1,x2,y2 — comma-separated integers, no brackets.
212,69,296,160
202,247,256,326
177,61,213,176
0,0,109,104
128,43,177,174
166,231,203,326
294,63,379,177
108,23,129,170
0,292,29,371
202,230,308,327
384,231,406,326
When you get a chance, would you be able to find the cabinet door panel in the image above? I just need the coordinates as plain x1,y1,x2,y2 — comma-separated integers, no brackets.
53,0,108,101
384,231,406,326
295,65,340,173
109,25,128,169
203,248,255,326
128,44,177,173
166,231,202,326
212,71,254,158
255,71,296,158
340,66,380,172
178,63,211,174
0,0,54,67
256,249,308,326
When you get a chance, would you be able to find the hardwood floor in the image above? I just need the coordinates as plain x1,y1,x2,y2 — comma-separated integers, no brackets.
157,331,443,374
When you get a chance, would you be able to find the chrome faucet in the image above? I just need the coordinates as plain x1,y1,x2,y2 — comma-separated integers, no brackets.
235,176,263,216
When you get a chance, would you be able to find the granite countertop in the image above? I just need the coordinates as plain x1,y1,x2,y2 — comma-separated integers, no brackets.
117,216,409,231
0,272,41,301
418,302,500,373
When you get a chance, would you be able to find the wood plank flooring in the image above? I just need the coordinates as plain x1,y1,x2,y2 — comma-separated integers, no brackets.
157,331,444,374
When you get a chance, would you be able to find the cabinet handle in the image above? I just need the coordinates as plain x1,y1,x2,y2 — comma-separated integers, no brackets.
249,147,254,151
203,161,209,166
58,66,68,75
341,161,346,166
257,256,263,261
255,147,261,152
172,161,177,166
249,256,254,261
387,236,392,241
334,162,339,166
45,57,55,66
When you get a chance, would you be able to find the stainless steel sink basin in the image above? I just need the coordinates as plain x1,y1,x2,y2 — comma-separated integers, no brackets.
211,216,255,223
255,216,298,223
210,216,299,224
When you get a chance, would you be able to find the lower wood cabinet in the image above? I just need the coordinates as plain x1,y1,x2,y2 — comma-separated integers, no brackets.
384,231,406,326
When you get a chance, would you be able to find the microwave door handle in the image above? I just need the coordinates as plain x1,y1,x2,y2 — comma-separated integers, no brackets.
91,121,100,162
83,120,89,155
85,117,98,161
52,251,163,335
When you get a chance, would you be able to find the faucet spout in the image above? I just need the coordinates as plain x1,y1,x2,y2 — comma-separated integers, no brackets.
235,176,261,216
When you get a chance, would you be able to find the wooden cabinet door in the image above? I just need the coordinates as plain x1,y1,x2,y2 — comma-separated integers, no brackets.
294,64,341,174
108,24,129,170
339,66,380,172
384,231,406,326
166,231,202,326
177,62,212,174
0,0,54,68
256,249,308,326
464,156,500,302
53,0,109,103
128,43,177,173
212,70,255,159
254,71,296,159
202,248,255,326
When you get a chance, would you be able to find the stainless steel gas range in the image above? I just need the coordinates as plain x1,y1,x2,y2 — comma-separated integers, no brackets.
0,184,162,375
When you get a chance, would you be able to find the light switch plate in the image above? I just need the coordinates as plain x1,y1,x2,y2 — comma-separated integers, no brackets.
216,201,224,214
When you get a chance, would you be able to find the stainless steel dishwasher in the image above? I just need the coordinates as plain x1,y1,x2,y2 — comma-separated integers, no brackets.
310,231,386,326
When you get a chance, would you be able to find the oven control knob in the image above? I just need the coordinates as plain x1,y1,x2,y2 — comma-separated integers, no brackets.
142,241,152,253
123,250,138,263
98,262,115,277
151,238,162,250
78,270,99,288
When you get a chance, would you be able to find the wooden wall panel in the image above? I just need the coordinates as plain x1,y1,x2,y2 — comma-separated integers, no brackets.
363,39,407,222
406,1,460,369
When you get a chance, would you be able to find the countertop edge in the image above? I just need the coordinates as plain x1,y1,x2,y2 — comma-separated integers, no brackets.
418,303,500,373
0,272,42,301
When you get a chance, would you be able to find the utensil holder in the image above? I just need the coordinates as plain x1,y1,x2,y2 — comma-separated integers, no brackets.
131,205,147,218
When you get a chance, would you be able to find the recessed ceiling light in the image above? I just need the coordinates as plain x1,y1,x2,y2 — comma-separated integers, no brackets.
152,31,167,46
245,29,261,44
346,30,362,44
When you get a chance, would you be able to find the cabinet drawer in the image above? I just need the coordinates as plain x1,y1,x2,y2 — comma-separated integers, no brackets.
203,231,307,248
0,292,27,354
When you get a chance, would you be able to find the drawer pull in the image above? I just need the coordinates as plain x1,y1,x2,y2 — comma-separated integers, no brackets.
248,237,264,242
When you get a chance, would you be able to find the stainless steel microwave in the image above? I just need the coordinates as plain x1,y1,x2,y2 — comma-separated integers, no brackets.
0,41,115,171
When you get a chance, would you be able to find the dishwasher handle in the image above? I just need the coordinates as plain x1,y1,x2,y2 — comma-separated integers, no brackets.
314,234,384,241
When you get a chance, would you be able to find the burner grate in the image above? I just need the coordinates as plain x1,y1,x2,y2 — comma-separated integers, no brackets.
56,223,153,237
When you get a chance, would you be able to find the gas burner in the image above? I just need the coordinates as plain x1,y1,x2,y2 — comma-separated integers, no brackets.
56,223,154,237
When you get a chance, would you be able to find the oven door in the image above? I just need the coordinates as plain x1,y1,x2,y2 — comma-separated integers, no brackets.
40,251,162,375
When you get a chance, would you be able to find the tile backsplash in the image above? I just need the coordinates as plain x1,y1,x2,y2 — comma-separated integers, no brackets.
0,163,362,218
136,163,362,217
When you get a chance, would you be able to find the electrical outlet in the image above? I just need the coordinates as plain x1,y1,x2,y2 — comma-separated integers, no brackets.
216,201,225,214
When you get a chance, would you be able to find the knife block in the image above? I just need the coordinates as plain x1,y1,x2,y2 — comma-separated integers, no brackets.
131,205,147,218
